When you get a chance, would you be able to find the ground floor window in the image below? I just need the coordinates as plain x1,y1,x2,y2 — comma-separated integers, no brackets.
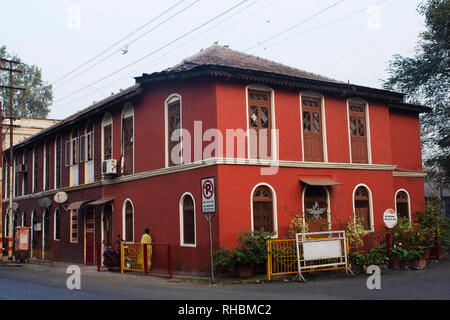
354,186,371,230
252,185,274,232
54,209,60,240
396,190,410,219
124,201,134,242
180,194,195,245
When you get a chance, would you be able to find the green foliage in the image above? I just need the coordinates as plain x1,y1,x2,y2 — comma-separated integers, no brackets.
287,214,309,238
348,251,366,267
415,196,450,250
391,245,410,263
344,217,367,250
407,249,426,263
392,217,414,236
366,244,389,267
0,45,53,118
382,0,450,179
212,230,275,273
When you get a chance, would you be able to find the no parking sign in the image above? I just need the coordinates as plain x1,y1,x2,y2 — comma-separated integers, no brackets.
201,177,216,213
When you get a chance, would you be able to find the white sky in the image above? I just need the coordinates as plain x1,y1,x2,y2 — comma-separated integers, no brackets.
1,0,425,120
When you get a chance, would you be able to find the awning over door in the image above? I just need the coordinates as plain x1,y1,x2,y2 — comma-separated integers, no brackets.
88,197,114,206
299,176,342,186
66,200,93,211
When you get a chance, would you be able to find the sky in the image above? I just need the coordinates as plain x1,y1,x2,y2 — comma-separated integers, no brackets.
1,0,426,120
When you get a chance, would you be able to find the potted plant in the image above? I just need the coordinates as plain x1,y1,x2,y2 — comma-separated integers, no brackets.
366,244,389,269
391,245,409,270
348,251,366,274
407,249,427,270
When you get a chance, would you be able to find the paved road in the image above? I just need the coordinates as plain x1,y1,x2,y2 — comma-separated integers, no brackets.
0,259,449,300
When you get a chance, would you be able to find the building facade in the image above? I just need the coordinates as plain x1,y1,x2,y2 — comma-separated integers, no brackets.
2,45,428,273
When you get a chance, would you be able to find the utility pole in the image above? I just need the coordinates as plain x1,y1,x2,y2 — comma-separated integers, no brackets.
0,58,25,262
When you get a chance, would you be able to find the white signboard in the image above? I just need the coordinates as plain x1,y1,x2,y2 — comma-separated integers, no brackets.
383,208,398,228
201,177,216,213
302,239,342,261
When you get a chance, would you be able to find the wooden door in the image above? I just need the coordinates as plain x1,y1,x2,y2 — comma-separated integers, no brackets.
349,103,368,163
248,90,271,159
302,97,323,162
85,209,95,265
122,117,133,175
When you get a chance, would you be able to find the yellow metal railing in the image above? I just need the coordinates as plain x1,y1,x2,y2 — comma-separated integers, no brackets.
120,242,152,275
267,236,350,281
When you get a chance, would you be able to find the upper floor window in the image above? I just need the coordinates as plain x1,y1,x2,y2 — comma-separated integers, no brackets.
248,89,272,159
22,150,28,195
86,123,94,161
167,96,181,167
55,137,61,189
302,96,324,162
102,114,113,160
348,101,368,163
72,130,79,165
122,104,134,175
44,142,51,190
33,148,38,193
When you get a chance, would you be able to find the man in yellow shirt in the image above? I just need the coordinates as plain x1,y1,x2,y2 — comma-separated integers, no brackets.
140,228,152,271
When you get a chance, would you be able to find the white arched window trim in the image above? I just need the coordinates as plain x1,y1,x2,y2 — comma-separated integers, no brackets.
179,192,197,247
394,188,412,224
122,199,134,242
301,185,332,230
352,183,375,232
346,98,372,164
250,182,278,238
164,94,182,168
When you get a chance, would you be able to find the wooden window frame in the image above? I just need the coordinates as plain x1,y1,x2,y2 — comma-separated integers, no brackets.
301,95,324,162
252,185,274,233
348,101,369,164
180,193,196,246
248,89,272,160
353,185,373,231
70,210,79,243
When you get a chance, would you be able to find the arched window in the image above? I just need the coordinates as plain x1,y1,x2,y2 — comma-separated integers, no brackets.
396,190,410,219
354,186,371,230
166,95,181,167
252,186,274,232
54,209,60,240
124,200,134,242
180,194,196,246
43,209,51,260
22,212,26,227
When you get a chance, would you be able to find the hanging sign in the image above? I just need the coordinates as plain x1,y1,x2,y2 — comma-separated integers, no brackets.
201,176,216,214
383,208,398,228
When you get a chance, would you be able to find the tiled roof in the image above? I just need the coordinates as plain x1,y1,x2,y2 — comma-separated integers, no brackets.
164,45,344,84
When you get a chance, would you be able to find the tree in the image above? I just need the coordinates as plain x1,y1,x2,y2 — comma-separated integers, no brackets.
0,45,53,118
383,0,449,181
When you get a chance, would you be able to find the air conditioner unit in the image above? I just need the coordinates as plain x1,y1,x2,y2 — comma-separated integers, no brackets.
102,159,117,176
16,164,28,173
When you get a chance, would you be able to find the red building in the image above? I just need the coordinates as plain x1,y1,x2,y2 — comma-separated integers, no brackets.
2,45,429,273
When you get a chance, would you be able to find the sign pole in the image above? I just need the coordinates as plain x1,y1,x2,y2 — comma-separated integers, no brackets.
207,213,214,285
201,176,216,285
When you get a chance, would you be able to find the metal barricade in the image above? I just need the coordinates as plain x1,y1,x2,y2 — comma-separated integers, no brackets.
267,234,350,281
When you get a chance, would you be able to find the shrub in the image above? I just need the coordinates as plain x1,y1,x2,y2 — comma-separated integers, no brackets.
348,251,366,267
415,197,450,250
366,244,389,267
288,214,309,238
344,217,367,250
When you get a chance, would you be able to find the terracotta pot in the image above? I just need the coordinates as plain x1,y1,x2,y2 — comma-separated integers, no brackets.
413,258,426,270
236,264,253,278
393,261,405,270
